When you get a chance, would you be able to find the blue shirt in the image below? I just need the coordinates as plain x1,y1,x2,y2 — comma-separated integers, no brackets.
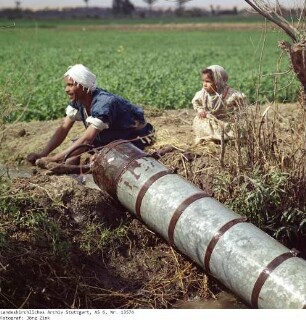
69,88,146,130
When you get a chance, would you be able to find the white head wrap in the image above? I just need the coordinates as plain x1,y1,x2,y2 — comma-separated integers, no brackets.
200,65,229,113
206,65,228,93
64,64,97,92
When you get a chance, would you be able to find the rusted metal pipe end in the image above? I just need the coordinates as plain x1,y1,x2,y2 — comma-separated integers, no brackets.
92,140,147,198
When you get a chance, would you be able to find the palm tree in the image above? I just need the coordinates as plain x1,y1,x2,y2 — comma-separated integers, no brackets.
112,0,135,16
175,0,192,16
142,0,158,14
84,0,89,9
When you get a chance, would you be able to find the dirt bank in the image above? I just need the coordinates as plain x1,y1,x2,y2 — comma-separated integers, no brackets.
0,103,304,309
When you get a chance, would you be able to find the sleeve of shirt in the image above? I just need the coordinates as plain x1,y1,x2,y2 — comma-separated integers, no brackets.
192,90,204,110
192,90,205,112
91,96,116,126
65,105,82,121
86,116,109,131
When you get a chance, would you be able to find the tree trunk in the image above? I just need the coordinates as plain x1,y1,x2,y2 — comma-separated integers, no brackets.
279,41,306,109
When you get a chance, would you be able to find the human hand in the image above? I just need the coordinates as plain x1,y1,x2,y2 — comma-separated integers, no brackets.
27,153,43,165
35,157,55,169
34,161,65,175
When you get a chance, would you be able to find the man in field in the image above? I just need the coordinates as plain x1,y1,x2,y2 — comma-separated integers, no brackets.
27,64,154,168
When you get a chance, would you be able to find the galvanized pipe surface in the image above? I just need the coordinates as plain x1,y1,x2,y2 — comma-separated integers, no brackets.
92,141,306,309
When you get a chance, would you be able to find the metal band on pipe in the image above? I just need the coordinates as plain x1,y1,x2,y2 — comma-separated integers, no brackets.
168,193,210,247
204,217,248,274
135,170,170,218
113,153,147,197
97,140,126,160
95,141,147,198
251,251,298,308
102,139,131,156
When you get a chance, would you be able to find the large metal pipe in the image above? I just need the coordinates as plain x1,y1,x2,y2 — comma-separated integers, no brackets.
92,141,306,309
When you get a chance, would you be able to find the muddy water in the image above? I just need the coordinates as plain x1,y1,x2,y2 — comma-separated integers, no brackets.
0,164,100,190
0,164,33,179
174,292,247,309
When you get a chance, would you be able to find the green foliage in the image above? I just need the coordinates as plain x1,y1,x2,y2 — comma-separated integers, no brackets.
0,178,128,259
274,208,306,241
0,23,300,122
0,188,70,258
214,168,306,243
79,222,127,254
221,168,287,224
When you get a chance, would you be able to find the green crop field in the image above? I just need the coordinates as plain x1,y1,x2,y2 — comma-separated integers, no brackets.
0,19,300,122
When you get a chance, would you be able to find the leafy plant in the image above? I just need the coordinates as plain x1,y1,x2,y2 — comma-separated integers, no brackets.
79,222,127,255
0,24,299,122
